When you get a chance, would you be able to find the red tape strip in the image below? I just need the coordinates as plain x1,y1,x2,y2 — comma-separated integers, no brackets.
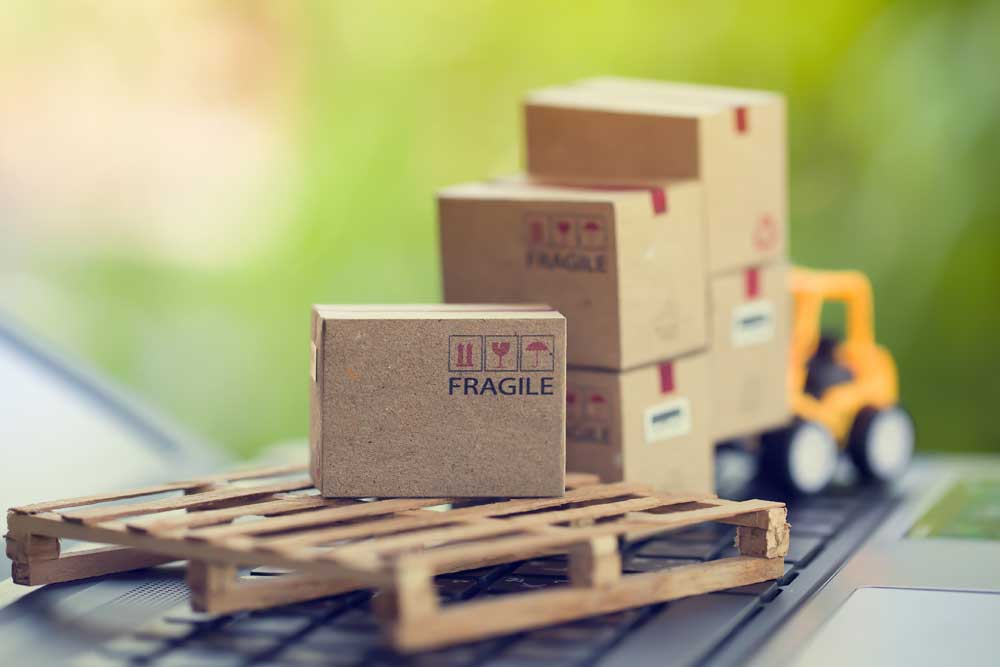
551,183,667,216
745,267,760,299
658,362,675,394
735,106,749,133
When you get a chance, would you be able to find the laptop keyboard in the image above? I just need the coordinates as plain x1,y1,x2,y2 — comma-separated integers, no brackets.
73,485,894,667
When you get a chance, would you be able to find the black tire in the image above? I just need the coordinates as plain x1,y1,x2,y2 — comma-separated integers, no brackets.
760,420,839,495
848,406,915,483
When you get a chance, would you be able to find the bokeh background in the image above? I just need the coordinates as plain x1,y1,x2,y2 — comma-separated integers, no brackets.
3,1,998,459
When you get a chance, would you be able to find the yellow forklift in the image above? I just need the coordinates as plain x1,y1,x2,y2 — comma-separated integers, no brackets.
761,267,915,494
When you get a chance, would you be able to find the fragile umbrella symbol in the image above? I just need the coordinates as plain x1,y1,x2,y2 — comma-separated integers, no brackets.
526,340,549,366
491,341,511,368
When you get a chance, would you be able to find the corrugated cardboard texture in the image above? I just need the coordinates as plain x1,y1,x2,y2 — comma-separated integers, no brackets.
566,351,713,494
310,305,566,498
439,179,706,370
524,78,787,273
708,262,792,441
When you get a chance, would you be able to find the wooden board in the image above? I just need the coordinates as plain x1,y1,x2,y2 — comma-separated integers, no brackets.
4,464,788,651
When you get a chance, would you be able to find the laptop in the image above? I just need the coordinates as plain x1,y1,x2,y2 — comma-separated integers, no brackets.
1,316,998,667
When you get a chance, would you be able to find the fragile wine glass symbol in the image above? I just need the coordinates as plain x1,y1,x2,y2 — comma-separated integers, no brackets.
491,341,511,368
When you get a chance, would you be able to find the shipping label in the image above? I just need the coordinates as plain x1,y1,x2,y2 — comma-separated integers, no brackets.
731,300,775,347
643,397,692,444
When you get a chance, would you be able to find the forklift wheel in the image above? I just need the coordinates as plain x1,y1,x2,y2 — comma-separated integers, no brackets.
761,420,838,495
848,406,914,482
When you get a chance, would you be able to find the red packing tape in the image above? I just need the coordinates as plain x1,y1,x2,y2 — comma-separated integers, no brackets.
658,362,675,394
735,106,749,133
745,267,761,299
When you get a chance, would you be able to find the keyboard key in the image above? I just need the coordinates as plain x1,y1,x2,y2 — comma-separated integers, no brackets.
578,608,646,628
221,612,312,636
715,579,779,600
661,523,735,543
622,555,699,574
300,624,381,649
598,595,759,667
70,653,131,667
635,539,723,560
526,623,620,644
501,637,595,661
513,558,569,578
100,635,170,659
405,644,494,667
163,607,222,625
151,646,247,667
435,575,479,601
487,575,560,595
326,607,381,631
184,631,281,654
135,616,199,640
785,535,824,565
273,644,371,667
787,509,845,536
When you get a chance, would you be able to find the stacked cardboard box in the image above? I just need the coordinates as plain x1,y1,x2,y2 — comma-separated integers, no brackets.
438,77,792,494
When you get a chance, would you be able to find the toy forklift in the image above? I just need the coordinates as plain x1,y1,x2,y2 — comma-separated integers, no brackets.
761,267,915,494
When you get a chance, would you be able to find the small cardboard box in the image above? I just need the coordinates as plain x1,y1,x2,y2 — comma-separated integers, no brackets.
524,78,787,273
565,351,713,493
439,178,706,370
708,263,792,442
310,304,567,498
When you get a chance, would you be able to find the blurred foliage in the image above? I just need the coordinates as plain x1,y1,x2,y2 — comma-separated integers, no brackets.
2,1,998,458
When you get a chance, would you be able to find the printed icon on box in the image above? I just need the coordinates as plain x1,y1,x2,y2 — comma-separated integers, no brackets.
753,214,779,252
549,218,576,248
520,335,555,372
484,335,518,371
585,391,610,420
566,387,582,420
579,218,609,251
448,335,483,372
567,421,609,445
524,215,548,246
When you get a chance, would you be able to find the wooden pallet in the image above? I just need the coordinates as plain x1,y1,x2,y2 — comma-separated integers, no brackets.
5,464,789,652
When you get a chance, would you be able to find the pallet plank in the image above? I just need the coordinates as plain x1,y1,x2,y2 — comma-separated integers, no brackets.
59,478,313,525
185,497,451,542
388,556,784,652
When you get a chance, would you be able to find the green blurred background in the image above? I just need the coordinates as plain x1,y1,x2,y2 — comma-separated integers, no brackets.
2,1,998,459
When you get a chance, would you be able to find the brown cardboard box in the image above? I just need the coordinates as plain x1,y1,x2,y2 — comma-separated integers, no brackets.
439,178,706,370
566,351,713,493
524,78,787,273
310,304,567,498
708,262,792,442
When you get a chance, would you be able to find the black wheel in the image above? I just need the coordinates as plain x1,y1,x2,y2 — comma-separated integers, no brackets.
761,420,838,495
848,406,914,483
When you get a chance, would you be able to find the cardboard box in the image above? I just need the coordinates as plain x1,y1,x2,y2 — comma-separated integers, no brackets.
524,78,787,273
708,262,792,442
439,178,706,370
309,304,567,498
565,351,713,494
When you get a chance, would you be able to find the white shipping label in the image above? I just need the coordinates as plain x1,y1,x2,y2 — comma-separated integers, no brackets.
644,397,692,444
731,300,775,347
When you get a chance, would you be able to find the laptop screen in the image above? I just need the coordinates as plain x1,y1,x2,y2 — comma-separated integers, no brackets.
0,324,210,570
